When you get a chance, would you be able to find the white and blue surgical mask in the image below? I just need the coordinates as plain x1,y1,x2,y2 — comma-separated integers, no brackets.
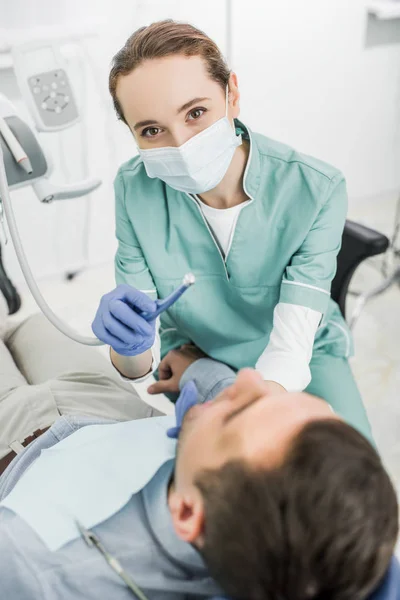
138,87,242,194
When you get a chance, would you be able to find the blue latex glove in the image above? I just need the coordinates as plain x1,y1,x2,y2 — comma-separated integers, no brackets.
166,380,199,439
92,284,157,356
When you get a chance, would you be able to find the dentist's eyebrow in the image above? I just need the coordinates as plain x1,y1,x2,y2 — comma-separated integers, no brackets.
133,97,211,131
133,119,158,131
176,97,211,114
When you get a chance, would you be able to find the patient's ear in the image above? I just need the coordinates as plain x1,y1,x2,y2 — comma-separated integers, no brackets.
169,487,205,544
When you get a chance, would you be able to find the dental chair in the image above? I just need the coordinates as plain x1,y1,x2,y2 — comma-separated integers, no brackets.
0,96,100,203
0,93,101,315
332,220,389,322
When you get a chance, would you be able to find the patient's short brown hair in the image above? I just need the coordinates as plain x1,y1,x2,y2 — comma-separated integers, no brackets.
197,419,398,600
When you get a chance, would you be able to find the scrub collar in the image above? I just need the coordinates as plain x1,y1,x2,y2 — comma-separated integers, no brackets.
232,118,262,201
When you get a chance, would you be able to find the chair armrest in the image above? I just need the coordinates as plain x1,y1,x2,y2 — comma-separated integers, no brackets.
332,221,389,318
343,220,389,256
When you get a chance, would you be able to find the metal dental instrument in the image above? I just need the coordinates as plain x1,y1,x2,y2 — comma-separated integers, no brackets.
75,520,150,600
140,273,196,321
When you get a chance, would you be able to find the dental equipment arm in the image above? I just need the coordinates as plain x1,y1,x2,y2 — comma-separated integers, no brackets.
0,115,32,174
32,176,101,203
0,140,104,346
0,94,194,348
0,93,105,346
0,93,101,201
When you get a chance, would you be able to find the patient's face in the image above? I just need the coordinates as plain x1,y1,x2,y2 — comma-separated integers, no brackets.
174,370,339,491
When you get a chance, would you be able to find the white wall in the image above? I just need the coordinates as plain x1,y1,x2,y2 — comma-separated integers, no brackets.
232,0,400,200
1,0,400,286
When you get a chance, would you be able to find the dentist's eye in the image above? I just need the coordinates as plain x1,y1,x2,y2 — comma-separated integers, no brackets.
142,127,161,138
187,107,207,121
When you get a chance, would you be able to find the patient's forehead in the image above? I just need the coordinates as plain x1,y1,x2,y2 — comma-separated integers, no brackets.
238,394,339,467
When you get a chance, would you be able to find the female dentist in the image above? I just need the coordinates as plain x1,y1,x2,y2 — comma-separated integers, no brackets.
93,20,372,440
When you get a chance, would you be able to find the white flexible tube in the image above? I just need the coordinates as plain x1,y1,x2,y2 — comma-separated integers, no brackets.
0,144,104,347
0,115,32,174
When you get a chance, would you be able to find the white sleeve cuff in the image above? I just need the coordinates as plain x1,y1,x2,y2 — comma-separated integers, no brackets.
114,318,161,383
256,351,312,392
255,303,321,392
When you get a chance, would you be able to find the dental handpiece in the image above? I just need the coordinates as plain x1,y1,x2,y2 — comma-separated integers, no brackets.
0,115,33,174
141,273,196,321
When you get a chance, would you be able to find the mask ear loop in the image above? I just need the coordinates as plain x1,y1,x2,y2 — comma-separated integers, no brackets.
226,82,238,137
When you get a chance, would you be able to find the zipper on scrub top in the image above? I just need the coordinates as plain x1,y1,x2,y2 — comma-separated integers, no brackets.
224,129,255,262
185,128,256,269
185,192,230,281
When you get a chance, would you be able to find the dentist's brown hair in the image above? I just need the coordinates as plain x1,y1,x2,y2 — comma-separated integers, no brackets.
109,20,231,124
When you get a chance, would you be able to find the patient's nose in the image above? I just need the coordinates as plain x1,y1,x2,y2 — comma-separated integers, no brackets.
232,368,265,394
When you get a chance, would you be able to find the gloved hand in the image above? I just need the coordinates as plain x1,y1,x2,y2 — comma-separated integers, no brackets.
166,381,199,439
92,284,157,356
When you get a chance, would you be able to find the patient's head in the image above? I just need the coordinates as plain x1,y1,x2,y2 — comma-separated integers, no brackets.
168,370,399,600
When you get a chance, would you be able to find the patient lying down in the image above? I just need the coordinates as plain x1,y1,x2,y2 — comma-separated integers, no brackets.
0,368,398,600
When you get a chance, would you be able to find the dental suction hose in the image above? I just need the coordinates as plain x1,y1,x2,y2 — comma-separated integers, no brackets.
0,144,104,346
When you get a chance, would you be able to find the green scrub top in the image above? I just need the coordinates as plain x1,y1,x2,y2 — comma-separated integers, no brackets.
114,120,353,372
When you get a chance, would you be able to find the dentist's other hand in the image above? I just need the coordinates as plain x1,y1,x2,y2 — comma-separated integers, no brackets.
148,344,207,395
92,285,157,356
